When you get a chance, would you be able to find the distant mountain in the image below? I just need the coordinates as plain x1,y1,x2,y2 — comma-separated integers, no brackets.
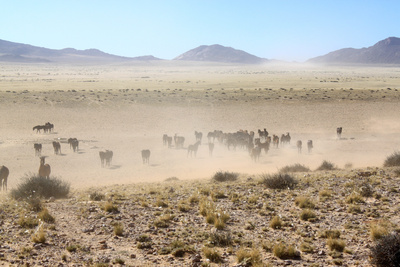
174,44,268,64
0,39,162,63
308,37,400,64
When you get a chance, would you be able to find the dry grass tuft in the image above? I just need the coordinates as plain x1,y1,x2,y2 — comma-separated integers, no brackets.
261,173,297,189
383,151,400,167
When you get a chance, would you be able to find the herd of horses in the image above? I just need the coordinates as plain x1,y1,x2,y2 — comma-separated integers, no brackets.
161,127,344,163
0,121,344,192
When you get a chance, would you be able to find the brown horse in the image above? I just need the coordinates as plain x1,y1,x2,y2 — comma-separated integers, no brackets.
297,140,302,154
141,149,151,164
187,141,201,157
38,157,51,178
0,166,9,191
52,141,61,155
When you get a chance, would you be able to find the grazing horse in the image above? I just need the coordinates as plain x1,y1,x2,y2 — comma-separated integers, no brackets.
187,141,201,157
307,140,313,153
38,156,51,178
195,131,203,144
337,127,343,139
208,143,214,157
0,165,9,191
52,141,61,155
141,149,151,164
297,140,302,154
33,125,45,133
34,143,42,156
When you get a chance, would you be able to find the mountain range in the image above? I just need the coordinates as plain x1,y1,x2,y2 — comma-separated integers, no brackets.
1,37,400,64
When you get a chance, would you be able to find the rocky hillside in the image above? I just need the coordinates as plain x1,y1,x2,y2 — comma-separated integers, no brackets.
0,39,161,63
174,44,268,64
308,37,400,64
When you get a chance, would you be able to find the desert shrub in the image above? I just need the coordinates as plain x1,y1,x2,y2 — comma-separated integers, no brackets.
18,215,39,228
11,174,70,200
295,196,315,209
370,233,400,267
270,216,282,229
320,230,341,239
26,197,44,212
113,223,124,236
316,160,336,171
102,201,119,213
32,227,46,244
300,242,314,253
319,189,332,201
261,173,297,189
212,171,239,182
280,163,311,173
370,221,391,241
38,208,55,223
136,234,151,242
156,198,169,208
300,209,317,221
209,231,232,247
164,176,179,182
203,247,222,263
393,168,400,177
66,244,80,252
236,247,262,266
359,183,374,198
346,193,364,204
327,238,346,252
89,191,105,201
154,214,174,228
384,151,400,167
273,242,300,259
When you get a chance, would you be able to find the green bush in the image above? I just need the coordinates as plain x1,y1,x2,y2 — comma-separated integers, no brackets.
212,171,239,182
11,174,70,200
384,152,400,167
261,173,297,189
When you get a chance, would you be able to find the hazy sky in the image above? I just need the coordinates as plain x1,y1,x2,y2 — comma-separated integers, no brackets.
1,1,399,62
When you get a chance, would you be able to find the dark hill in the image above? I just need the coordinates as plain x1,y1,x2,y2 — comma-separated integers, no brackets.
308,37,400,64
174,44,268,64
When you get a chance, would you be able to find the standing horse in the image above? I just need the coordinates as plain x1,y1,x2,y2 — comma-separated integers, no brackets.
141,149,151,164
297,140,302,154
187,141,201,157
337,127,343,139
0,166,9,191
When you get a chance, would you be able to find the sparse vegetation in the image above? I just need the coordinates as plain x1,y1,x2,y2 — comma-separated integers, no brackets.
316,160,336,171
280,163,311,173
212,171,239,182
11,174,70,200
370,233,400,267
383,151,400,167
236,247,262,266
270,216,282,229
261,173,297,189
327,238,346,252
203,247,222,263
273,242,300,259
38,208,55,223
295,196,315,209
300,209,317,221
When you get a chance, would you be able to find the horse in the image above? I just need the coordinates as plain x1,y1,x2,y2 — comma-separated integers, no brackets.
141,149,151,164
38,156,51,178
337,127,343,139
0,166,9,191
187,141,201,157
195,131,203,144
208,143,214,157
250,146,261,162
34,143,42,156
307,140,313,153
52,141,61,155
297,140,302,154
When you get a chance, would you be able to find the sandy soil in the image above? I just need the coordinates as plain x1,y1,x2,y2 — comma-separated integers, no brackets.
0,62,399,190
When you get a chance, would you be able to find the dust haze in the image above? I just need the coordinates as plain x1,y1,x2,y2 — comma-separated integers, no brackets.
0,62,400,190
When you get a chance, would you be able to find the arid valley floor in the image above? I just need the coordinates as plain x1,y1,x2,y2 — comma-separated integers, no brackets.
0,62,400,266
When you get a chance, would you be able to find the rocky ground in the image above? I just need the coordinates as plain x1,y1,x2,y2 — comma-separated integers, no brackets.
1,166,400,266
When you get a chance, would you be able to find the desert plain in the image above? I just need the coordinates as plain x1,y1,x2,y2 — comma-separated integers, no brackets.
0,61,400,266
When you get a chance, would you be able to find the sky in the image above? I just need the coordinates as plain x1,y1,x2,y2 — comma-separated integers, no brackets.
1,1,400,62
